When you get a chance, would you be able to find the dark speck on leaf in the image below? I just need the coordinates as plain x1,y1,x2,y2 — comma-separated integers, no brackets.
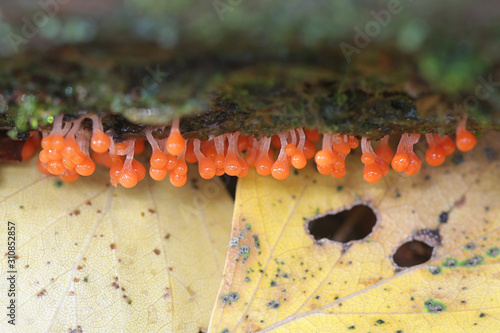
268,300,280,308
414,228,441,246
452,154,464,165
220,292,239,304
54,179,63,188
461,255,483,267
463,242,476,250
439,212,448,223
487,247,499,257
342,243,352,255
425,299,446,313
483,147,498,161
429,266,441,275
443,258,457,267
253,235,260,249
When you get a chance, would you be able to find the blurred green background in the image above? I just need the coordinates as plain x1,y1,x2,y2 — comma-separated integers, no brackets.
1,0,499,92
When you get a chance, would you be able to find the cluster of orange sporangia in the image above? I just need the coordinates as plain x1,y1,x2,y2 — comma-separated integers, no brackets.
30,114,477,188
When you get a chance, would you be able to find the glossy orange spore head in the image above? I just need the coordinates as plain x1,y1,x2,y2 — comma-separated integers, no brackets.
90,130,111,153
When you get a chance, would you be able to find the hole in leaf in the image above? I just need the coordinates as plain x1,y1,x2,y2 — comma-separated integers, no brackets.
307,204,376,242
393,240,433,267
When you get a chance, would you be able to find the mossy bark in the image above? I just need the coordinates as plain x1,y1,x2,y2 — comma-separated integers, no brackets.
0,43,498,141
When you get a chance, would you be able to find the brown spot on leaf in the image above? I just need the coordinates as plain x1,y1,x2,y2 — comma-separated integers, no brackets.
154,248,161,255
454,195,466,207
358,277,381,287
187,286,196,297
110,243,116,250
70,209,81,216
69,325,83,333
37,289,48,297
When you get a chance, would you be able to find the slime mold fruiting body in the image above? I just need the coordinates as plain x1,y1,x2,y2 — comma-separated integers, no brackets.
33,114,478,188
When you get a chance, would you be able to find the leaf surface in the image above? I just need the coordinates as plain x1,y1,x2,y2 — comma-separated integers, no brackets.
0,158,232,332
210,132,500,333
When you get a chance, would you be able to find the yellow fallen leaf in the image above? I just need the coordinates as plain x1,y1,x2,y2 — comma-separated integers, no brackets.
0,157,232,332
210,132,500,333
